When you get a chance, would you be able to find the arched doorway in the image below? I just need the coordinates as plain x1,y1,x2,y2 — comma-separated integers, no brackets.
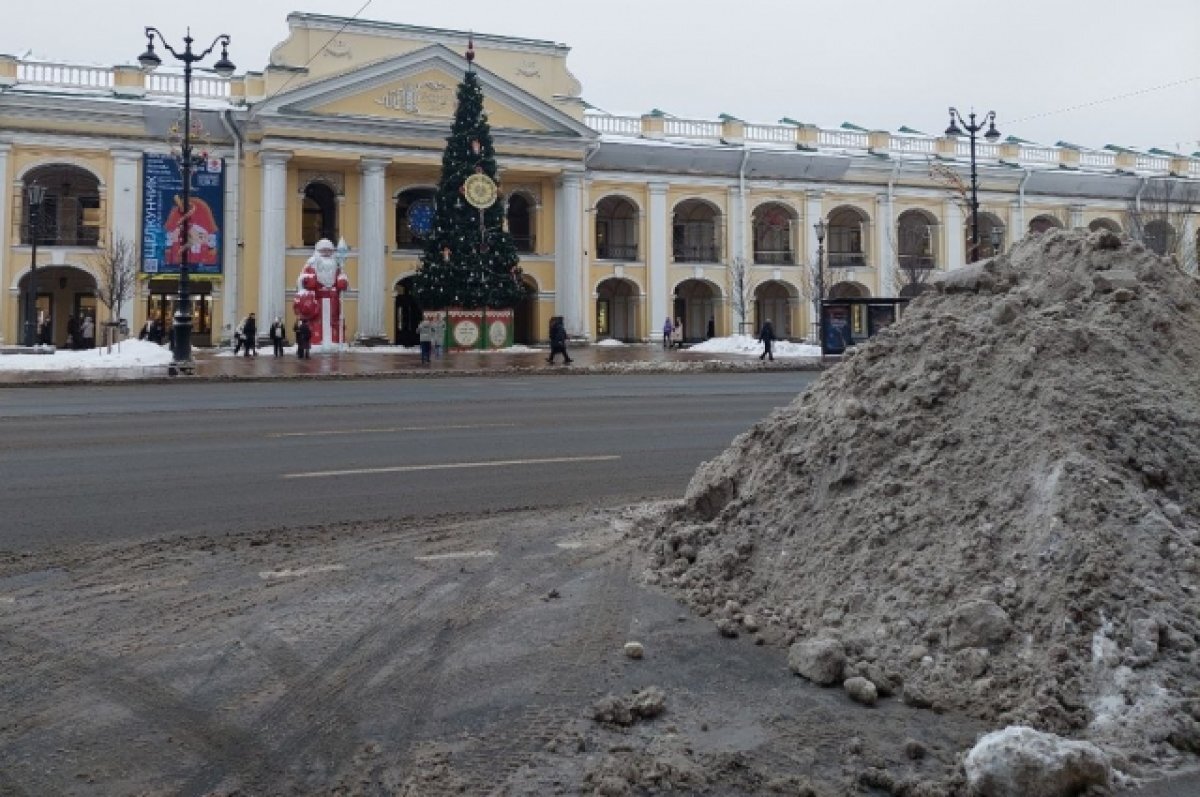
1029,215,1063,235
595,278,640,341
1089,217,1121,234
753,280,796,339
17,264,98,348
393,276,420,346
673,279,722,343
513,275,539,345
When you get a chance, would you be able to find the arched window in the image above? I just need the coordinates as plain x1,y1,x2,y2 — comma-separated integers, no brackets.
1089,218,1121,234
971,213,1007,259
897,209,936,270
595,196,638,260
507,194,534,253
752,203,795,264
302,182,338,246
396,188,436,249
1143,220,1175,256
1029,215,1063,235
22,165,102,246
826,206,868,268
672,200,721,263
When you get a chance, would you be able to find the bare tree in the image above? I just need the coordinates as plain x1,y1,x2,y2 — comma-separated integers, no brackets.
1126,178,1200,274
93,234,138,351
725,256,752,335
798,250,827,344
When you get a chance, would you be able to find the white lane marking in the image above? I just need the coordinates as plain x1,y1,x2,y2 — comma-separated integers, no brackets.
268,422,517,438
259,564,347,580
283,454,620,479
414,550,497,562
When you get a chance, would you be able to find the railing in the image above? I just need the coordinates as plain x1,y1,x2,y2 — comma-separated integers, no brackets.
891,136,936,155
827,252,868,268
585,114,641,136
745,124,795,144
596,243,639,260
1136,153,1170,172
1080,151,1117,169
1191,160,1200,179
897,254,935,270
674,245,719,263
955,140,999,159
17,60,113,89
664,119,722,139
753,250,795,265
19,224,102,247
146,71,231,98
1021,145,1059,164
819,129,869,149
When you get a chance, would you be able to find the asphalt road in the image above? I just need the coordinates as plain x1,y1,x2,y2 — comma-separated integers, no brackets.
0,372,817,551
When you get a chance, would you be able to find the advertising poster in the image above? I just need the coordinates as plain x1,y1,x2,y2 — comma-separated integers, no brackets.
821,304,853,355
141,154,224,274
482,308,514,349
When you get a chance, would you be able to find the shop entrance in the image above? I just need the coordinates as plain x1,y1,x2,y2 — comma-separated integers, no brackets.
146,278,214,347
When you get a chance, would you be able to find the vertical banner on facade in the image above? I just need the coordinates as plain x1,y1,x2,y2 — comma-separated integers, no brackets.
141,154,225,274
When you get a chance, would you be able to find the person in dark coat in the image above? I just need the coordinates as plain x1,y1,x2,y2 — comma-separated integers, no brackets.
296,318,312,359
241,313,258,357
758,318,776,362
547,316,572,364
269,316,286,357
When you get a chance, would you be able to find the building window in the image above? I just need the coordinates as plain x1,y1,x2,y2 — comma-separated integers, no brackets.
396,188,437,249
595,196,638,260
302,183,338,246
507,194,534,253
22,165,102,247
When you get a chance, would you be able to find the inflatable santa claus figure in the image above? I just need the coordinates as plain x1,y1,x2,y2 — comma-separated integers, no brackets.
293,238,350,350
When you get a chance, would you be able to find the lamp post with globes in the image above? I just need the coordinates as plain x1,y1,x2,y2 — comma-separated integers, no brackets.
137,27,235,373
944,107,1000,263
23,183,46,347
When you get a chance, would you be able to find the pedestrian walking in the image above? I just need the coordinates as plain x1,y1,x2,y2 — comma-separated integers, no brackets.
706,317,715,339
417,316,435,364
241,313,258,357
38,316,53,346
547,316,572,364
233,318,245,355
296,318,312,359
758,318,776,362
269,316,286,357
662,317,673,349
674,317,684,348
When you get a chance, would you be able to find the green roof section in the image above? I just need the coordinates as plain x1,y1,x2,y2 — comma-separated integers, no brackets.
779,117,805,126
647,108,668,118
897,126,927,135
1004,135,1034,144
718,113,742,122
1056,141,1082,150
840,122,868,131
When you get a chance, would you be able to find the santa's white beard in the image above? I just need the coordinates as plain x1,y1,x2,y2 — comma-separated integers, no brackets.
311,255,338,288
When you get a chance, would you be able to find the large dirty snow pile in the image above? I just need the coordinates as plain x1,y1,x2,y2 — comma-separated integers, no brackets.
639,229,1200,776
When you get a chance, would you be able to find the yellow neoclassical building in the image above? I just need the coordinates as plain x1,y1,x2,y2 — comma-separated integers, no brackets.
2,12,1198,348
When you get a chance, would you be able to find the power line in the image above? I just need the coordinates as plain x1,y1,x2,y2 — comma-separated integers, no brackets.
1008,75,1200,124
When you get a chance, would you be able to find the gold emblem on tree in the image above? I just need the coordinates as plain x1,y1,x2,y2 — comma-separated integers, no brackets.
463,173,498,209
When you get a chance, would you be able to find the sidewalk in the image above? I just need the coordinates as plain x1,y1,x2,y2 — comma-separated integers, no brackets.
0,342,821,385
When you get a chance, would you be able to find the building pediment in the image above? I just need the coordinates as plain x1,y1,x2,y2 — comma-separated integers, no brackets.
254,45,595,138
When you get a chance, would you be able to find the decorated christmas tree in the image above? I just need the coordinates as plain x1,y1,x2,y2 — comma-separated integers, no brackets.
411,40,525,309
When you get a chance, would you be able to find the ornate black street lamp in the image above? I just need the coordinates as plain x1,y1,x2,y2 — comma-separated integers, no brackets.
944,107,1000,263
23,183,46,347
137,27,235,372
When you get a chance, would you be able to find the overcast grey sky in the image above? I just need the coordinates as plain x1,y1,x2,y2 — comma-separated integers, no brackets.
4,0,1198,152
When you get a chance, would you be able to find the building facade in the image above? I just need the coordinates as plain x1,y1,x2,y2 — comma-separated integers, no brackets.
2,12,1198,348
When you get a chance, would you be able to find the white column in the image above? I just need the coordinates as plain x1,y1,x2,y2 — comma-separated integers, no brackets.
944,199,966,270
876,192,895,296
1008,199,1025,248
109,150,141,326
648,182,669,343
357,157,388,339
805,191,824,268
0,143,10,340
554,171,584,336
728,185,747,265
220,150,241,336
1069,204,1085,229
258,150,290,324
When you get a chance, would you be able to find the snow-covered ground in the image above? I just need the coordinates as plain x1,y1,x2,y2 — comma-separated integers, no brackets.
0,335,820,374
